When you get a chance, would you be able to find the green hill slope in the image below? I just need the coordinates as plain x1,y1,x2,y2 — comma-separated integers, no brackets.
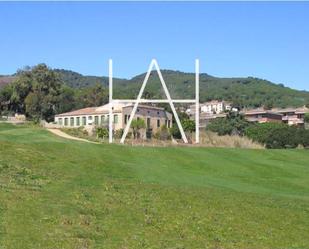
2,68,309,108
55,69,309,108
0,123,309,248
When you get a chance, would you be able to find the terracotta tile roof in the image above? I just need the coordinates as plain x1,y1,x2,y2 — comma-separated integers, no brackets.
123,104,165,111
0,76,16,87
55,107,99,117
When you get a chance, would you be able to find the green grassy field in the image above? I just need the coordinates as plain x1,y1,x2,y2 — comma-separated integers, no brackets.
0,123,309,249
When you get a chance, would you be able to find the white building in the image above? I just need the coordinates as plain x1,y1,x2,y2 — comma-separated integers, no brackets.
189,100,232,115
54,102,173,135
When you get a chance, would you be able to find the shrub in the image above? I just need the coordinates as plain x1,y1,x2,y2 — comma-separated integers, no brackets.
114,129,124,139
96,127,108,140
245,123,305,149
154,125,171,140
297,129,309,148
207,112,250,136
170,125,181,139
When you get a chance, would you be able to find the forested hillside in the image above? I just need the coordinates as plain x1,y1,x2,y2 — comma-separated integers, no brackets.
1,66,309,112
55,69,309,108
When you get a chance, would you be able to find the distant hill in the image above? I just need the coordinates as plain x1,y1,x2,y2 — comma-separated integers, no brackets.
0,76,16,88
1,69,309,108
54,69,309,108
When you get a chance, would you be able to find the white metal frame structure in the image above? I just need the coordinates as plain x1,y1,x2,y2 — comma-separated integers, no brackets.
108,59,199,144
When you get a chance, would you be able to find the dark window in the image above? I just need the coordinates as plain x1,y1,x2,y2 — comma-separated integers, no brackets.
157,119,160,128
70,117,74,126
147,118,151,128
124,115,128,124
157,111,160,115
58,118,63,125
88,116,92,120
165,120,168,126
94,116,99,125
76,117,80,126
168,120,171,128
64,118,68,126
137,108,140,112
114,115,118,124
82,117,86,125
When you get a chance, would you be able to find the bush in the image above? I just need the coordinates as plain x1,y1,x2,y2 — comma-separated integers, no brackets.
297,129,309,148
245,123,307,149
207,112,250,136
96,127,108,140
170,125,181,139
154,125,171,140
114,129,124,139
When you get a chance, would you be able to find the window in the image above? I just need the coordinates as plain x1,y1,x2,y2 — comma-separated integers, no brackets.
114,114,118,124
101,115,105,124
64,118,68,126
157,111,160,115
124,115,128,124
70,117,74,126
58,118,63,125
82,117,86,125
88,116,92,120
168,120,171,128
147,118,151,128
165,120,168,126
137,108,140,112
94,116,99,125
157,119,160,128
76,117,80,126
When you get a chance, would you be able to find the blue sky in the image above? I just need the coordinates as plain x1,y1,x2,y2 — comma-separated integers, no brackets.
0,2,308,90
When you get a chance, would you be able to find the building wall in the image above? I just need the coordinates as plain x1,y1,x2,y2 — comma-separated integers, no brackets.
55,112,123,130
122,106,172,134
54,106,173,136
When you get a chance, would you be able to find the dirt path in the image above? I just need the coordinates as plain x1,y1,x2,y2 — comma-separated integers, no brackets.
47,129,99,144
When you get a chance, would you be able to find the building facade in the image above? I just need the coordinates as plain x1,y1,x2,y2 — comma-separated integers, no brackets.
54,103,172,135
241,110,283,123
188,100,232,116
242,107,309,126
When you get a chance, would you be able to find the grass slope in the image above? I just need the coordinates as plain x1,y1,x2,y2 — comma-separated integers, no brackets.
0,124,309,249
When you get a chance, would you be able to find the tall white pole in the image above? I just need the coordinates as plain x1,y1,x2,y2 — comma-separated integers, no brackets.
195,59,200,144
109,59,113,143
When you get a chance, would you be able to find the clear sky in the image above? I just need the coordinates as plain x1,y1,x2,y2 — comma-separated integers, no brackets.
0,2,308,90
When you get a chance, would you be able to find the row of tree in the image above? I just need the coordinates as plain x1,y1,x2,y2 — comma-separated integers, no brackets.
0,64,108,122
206,112,309,149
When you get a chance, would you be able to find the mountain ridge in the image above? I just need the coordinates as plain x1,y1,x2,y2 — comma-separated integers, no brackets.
1,68,308,108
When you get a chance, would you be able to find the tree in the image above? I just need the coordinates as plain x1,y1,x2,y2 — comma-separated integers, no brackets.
0,84,13,114
245,123,302,149
131,118,146,139
57,85,76,114
25,92,41,122
77,83,108,108
25,64,62,121
96,127,109,140
207,112,250,136
182,119,195,133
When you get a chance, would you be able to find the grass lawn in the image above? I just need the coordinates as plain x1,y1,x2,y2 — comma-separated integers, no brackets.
0,123,309,249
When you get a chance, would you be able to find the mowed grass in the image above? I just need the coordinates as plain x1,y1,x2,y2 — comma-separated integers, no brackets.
0,123,309,249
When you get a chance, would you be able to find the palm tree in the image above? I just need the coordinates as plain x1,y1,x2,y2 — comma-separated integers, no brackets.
131,118,146,139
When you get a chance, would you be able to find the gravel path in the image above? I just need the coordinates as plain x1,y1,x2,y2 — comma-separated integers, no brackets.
47,129,99,144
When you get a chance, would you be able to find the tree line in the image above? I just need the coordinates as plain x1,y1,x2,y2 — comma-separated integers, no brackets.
0,64,108,122
207,112,309,149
